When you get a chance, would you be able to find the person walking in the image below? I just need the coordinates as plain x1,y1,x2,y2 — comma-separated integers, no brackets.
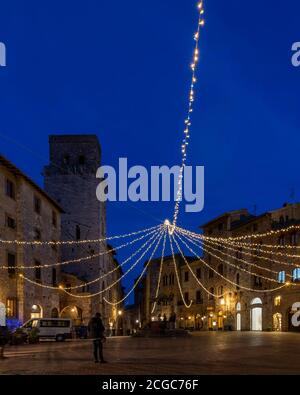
88,313,107,363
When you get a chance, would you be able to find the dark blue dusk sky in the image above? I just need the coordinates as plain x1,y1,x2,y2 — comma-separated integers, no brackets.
1,0,300,297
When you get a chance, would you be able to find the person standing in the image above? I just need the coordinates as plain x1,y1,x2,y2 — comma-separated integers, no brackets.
88,313,107,363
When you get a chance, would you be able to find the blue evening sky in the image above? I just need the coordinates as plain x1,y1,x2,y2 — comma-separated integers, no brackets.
0,0,300,297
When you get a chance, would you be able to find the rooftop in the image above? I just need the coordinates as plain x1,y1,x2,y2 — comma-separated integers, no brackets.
0,154,64,213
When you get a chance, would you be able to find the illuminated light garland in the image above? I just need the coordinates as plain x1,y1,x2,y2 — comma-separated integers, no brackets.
174,231,289,293
168,232,193,308
0,224,161,246
180,230,300,286
210,239,300,258
201,237,299,271
175,224,300,249
151,231,167,314
61,229,164,298
103,230,166,306
173,1,205,226
171,233,224,298
19,229,163,292
181,230,294,276
0,228,159,270
179,230,283,283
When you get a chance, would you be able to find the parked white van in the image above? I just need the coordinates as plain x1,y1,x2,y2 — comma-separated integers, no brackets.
22,318,72,341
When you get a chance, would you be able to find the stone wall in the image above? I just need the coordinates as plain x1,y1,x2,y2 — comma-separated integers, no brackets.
44,135,108,317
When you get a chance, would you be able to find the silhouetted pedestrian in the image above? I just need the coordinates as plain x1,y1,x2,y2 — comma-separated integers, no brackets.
88,313,107,363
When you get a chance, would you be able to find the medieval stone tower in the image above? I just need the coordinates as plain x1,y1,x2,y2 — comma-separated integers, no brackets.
44,135,107,315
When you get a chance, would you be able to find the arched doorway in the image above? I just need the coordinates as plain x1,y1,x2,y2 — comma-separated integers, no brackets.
0,302,6,326
236,302,241,331
60,306,82,326
51,308,59,318
208,314,213,331
217,311,224,330
31,304,43,319
250,298,262,331
273,313,282,332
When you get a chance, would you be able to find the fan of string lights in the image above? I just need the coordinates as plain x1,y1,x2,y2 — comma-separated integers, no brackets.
1,1,298,309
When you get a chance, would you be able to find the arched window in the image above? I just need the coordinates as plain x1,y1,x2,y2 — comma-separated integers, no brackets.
236,302,241,311
196,290,203,304
251,297,262,305
217,286,223,296
236,273,240,290
209,287,214,300
292,268,300,282
278,271,286,283
217,264,224,275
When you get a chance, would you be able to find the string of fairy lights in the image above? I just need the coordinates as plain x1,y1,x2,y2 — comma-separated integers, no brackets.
151,231,168,314
172,0,205,226
3,1,300,315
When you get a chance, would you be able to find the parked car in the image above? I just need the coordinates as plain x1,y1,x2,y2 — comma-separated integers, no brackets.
22,318,72,342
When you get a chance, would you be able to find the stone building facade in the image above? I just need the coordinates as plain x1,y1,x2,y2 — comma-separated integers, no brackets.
141,204,300,332
0,135,124,330
102,245,124,333
44,135,108,318
200,203,300,332
142,255,204,330
0,155,62,326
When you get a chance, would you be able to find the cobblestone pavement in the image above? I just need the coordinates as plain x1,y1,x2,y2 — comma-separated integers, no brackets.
1,332,300,375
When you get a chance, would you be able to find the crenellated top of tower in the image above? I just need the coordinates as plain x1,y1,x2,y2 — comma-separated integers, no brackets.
46,134,101,175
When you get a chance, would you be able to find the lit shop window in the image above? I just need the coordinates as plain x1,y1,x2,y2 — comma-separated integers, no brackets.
274,296,281,307
278,271,286,283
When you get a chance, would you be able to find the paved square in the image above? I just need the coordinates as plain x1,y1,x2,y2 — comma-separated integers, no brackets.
1,332,300,375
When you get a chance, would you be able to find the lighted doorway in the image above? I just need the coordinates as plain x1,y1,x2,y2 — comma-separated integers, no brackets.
0,302,6,326
217,311,224,330
60,306,82,326
236,302,241,331
250,298,262,331
31,304,43,319
273,313,282,332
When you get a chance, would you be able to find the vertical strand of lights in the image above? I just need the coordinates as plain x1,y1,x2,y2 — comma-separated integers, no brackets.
172,231,224,298
151,230,167,314
173,1,205,226
168,231,193,308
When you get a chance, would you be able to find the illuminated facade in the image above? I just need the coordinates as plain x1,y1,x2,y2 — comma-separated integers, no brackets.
142,204,300,332
0,155,62,325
